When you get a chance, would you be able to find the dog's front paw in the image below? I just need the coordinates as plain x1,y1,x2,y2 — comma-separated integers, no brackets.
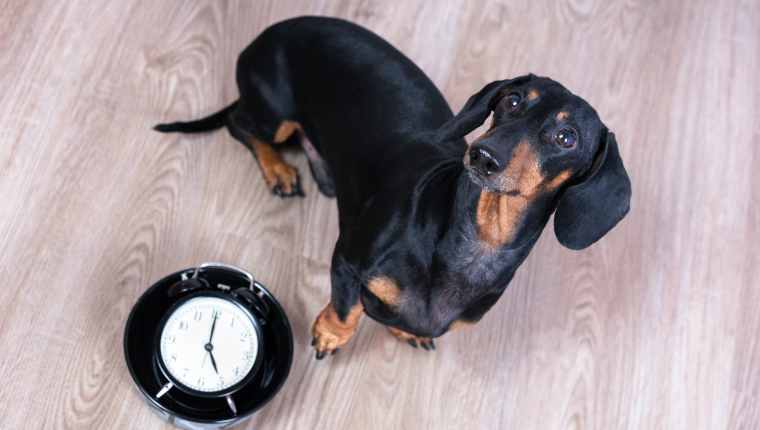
311,303,363,360
387,327,436,351
263,162,304,198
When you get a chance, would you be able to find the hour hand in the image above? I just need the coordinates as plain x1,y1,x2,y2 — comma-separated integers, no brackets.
208,350,219,374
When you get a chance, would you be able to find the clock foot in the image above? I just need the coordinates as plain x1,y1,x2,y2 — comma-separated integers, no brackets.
155,382,173,399
226,395,237,415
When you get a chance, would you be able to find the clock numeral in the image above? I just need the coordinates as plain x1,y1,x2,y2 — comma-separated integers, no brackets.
198,377,205,387
166,335,176,344
179,321,188,331
193,310,202,321
170,354,177,362
230,318,235,328
245,351,255,361
234,367,240,376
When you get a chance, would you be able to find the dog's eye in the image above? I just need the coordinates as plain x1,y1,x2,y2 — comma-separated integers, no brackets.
555,128,577,148
505,93,522,111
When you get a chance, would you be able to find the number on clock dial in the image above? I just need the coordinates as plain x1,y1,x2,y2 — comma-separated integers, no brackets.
160,296,259,393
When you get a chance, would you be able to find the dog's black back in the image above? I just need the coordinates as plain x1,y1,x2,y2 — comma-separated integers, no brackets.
234,17,460,219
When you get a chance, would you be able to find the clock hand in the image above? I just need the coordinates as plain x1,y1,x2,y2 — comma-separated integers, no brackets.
208,350,219,374
205,312,220,374
208,311,218,344
204,339,219,375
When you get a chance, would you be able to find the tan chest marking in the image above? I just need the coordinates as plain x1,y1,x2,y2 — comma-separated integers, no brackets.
367,276,402,307
476,191,527,248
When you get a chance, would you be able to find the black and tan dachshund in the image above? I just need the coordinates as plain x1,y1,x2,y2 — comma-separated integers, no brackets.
155,16,631,358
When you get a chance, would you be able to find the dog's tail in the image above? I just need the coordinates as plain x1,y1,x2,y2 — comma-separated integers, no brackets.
153,101,238,133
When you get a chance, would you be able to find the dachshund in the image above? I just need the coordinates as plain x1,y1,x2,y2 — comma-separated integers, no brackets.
154,16,631,359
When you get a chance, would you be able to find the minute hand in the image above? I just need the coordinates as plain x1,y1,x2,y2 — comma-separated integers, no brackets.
208,312,218,343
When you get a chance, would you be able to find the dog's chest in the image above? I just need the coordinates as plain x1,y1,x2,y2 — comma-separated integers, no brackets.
362,234,516,335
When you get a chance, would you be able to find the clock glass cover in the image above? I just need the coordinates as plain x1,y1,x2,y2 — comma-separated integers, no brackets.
159,296,259,393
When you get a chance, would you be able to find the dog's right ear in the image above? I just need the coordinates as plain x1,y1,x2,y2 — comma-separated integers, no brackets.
436,74,534,142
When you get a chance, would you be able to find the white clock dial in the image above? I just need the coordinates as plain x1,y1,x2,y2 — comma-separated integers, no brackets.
159,296,259,393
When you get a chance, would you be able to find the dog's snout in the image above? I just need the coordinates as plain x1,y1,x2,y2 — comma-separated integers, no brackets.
469,146,504,176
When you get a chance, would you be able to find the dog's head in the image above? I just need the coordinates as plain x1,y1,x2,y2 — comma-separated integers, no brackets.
438,74,631,250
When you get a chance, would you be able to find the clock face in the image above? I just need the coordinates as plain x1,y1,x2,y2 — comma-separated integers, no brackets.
159,296,259,393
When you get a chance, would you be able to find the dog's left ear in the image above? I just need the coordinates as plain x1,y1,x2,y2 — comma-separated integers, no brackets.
436,74,534,142
553,128,631,250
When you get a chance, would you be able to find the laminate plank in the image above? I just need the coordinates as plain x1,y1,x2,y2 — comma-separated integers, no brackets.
1,1,758,429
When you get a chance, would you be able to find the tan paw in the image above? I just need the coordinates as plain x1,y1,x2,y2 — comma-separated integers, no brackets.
262,160,303,197
250,138,304,197
388,327,436,351
311,302,363,360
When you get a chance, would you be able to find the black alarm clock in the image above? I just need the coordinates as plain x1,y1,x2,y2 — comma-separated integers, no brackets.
124,263,293,429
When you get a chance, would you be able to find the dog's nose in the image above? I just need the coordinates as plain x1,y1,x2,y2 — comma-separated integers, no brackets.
468,146,503,176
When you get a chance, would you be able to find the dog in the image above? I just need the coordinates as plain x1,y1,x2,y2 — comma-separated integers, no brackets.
155,16,631,359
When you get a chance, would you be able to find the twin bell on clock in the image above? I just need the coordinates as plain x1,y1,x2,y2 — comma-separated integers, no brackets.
124,263,294,429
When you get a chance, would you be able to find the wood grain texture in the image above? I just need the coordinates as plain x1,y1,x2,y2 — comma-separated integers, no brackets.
1,0,759,429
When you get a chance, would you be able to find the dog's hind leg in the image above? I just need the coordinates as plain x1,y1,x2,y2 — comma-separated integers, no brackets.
226,97,306,197
300,132,336,198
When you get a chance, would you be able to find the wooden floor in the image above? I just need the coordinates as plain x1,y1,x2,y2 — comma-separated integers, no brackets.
1,1,759,429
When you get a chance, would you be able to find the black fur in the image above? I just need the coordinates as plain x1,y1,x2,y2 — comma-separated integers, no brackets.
154,102,237,133
154,16,631,350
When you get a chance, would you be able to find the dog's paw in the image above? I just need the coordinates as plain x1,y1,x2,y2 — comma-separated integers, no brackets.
387,327,436,351
310,303,362,360
263,162,304,198
310,334,340,360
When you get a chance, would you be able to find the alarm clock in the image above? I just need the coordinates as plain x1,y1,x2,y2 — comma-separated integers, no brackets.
124,263,293,429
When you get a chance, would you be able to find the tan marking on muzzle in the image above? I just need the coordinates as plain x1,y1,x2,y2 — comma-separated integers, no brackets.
476,145,573,249
556,111,569,121
501,141,544,196
527,89,540,101
476,142,543,248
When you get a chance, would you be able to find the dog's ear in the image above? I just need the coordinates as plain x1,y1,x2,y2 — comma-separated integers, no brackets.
553,129,631,250
437,75,534,142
